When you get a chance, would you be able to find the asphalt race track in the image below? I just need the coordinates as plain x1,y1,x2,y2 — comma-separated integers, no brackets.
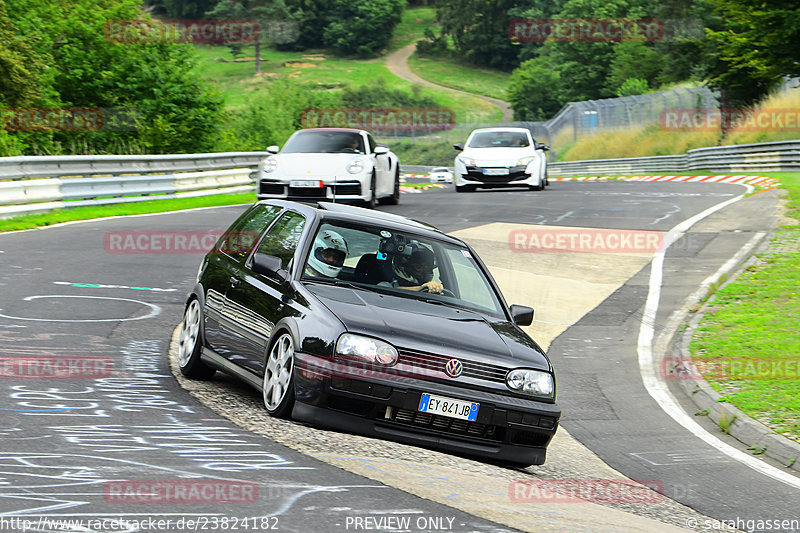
1,180,798,532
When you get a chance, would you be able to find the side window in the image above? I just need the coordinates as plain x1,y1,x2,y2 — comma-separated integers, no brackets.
220,205,282,261
367,134,376,154
444,248,502,314
255,211,306,271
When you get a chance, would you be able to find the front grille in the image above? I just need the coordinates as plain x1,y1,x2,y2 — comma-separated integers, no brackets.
507,410,557,430
398,349,508,384
289,186,326,197
331,183,361,195
389,408,502,442
465,169,528,183
260,181,285,195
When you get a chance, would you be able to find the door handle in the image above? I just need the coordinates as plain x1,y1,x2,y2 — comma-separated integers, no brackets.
230,276,241,287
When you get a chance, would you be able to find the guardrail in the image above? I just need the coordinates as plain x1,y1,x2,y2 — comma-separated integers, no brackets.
0,152,267,219
549,139,800,177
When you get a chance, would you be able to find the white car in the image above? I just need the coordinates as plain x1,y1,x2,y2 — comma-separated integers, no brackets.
453,127,549,193
428,167,453,183
256,128,400,208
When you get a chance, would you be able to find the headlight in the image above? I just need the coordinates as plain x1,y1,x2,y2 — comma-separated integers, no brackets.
516,156,535,166
459,156,477,167
506,368,554,398
263,156,278,173
336,333,398,366
347,158,364,174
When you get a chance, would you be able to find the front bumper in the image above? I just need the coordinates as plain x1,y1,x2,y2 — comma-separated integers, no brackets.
257,178,368,203
455,165,540,188
293,354,560,465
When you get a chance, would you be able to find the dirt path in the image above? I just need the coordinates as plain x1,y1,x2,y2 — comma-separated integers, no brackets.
385,42,514,123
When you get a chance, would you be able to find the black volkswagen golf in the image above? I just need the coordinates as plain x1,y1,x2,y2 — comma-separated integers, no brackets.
177,200,560,466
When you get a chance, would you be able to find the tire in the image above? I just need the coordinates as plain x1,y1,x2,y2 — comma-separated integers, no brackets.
529,181,544,191
365,171,377,209
177,299,215,379
381,168,400,205
455,184,476,193
262,332,295,418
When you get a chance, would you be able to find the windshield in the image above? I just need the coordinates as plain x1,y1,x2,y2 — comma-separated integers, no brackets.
467,131,530,148
282,131,366,154
302,221,506,318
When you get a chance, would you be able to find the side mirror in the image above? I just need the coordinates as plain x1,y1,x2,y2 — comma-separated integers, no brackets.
252,253,290,284
509,304,534,326
374,146,390,155
266,145,280,154
535,142,550,151
453,143,464,151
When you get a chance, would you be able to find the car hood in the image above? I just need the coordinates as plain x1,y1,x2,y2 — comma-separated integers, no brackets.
270,153,369,176
306,283,550,370
460,147,537,165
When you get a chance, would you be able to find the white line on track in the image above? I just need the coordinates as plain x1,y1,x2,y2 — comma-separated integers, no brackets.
637,184,800,490
0,295,161,322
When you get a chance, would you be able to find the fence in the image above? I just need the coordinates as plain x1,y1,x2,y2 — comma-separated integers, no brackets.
547,139,800,177
0,152,267,219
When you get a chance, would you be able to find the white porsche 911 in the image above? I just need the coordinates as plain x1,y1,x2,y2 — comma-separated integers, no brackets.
255,128,401,208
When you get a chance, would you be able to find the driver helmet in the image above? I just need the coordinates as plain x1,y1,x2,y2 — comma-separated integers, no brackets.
308,229,348,277
393,246,435,285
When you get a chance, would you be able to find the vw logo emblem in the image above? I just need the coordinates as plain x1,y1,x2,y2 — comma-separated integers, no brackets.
444,359,463,378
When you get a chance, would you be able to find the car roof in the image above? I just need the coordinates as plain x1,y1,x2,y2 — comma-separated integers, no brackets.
294,128,366,134
254,200,464,245
468,127,531,134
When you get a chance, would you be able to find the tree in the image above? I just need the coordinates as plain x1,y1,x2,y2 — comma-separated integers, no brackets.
506,56,562,120
206,0,294,74
321,0,404,57
435,0,523,70
705,0,800,109
155,0,220,19
0,0,46,107
605,42,663,95
3,0,225,154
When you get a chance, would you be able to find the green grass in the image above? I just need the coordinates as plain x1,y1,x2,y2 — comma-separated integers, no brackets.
407,53,511,101
689,172,800,442
193,44,499,122
387,139,457,166
0,192,256,232
388,7,438,52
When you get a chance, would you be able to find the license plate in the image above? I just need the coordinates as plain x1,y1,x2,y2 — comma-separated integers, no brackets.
290,180,324,188
418,393,479,421
483,168,509,176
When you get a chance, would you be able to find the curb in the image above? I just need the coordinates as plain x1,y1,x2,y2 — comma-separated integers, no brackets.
668,237,800,472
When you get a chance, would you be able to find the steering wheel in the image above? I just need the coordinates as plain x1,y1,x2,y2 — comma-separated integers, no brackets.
340,148,358,153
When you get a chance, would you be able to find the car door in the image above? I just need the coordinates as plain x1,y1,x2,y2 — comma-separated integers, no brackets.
221,209,307,374
202,204,282,356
